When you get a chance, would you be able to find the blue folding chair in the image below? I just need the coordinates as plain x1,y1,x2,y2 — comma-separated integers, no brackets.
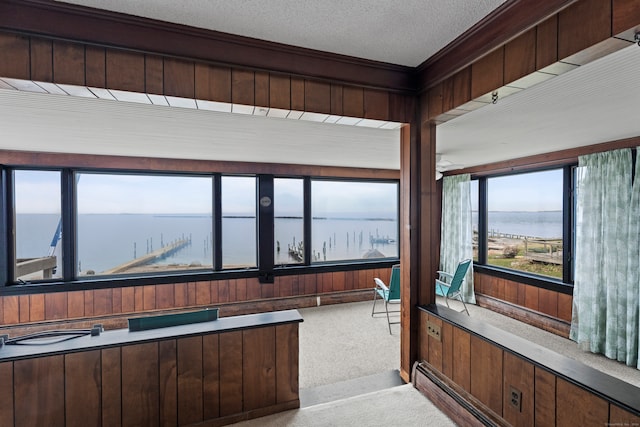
436,259,472,315
372,264,401,334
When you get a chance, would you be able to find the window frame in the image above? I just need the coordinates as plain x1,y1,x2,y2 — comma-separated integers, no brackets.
472,164,575,292
0,166,400,294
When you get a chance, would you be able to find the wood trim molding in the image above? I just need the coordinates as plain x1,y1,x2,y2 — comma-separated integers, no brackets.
0,0,413,92
0,149,399,180
415,0,578,92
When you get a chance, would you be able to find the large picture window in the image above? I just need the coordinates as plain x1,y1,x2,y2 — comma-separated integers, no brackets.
4,166,398,286
311,180,398,262
14,170,63,281
485,169,564,279
76,173,213,276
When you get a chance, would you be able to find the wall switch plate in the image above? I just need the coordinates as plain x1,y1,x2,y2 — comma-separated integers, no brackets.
509,386,522,412
426,321,441,341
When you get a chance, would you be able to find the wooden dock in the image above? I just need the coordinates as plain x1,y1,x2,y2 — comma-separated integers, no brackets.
103,238,191,274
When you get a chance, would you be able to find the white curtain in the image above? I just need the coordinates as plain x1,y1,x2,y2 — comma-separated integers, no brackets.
440,174,475,304
570,148,639,368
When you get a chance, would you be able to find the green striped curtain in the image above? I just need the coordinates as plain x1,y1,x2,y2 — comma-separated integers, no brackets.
440,174,475,304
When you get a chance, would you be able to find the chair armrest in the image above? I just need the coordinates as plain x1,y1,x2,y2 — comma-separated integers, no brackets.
374,278,389,291
437,271,453,281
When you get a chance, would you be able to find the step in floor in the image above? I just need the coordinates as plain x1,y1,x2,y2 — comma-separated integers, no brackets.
299,369,404,408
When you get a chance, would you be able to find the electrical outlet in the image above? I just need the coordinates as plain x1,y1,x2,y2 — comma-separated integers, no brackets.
426,321,441,341
509,386,522,412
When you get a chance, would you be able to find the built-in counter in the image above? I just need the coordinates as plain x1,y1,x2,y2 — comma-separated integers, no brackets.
0,309,303,427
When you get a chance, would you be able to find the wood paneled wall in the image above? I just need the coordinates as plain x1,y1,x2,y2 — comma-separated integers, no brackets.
423,0,640,120
418,309,640,426
0,323,299,427
474,272,572,323
0,32,411,125
0,268,389,328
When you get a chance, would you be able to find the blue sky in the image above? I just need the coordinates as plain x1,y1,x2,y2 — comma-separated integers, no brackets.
14,171,398,216
471,169,563,212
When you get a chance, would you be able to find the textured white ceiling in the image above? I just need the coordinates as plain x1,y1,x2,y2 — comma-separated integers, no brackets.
55,0,507,67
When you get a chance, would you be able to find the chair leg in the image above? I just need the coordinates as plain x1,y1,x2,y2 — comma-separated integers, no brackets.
458,296,470,316
444,295,451,309
385,300,392,334
371,289,378,316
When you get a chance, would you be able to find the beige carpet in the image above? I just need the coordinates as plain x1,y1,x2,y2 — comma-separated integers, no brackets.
231,384,455,427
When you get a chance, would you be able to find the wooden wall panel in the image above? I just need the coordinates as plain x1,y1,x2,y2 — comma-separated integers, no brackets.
85,46,106,88
504,28,536,84
45,292,67,320
343,86,364,117
243,327,277,411
53,40,85,85
156,284,175,309
177,336,204,425
556,378,608,426
291,78,305,111
94,288,112,316
613,0,640,35
30,38,53,82
427,315,443,372
276,324,299,403
502,352,534,427
330,84,343,115
557,292,572,322
427,83,443,118
558,0,612,60
418,310,429,361
14,355,64,427
471,47,504,99
121,343,160,426
145,55,164,95
269,74,291,110
0,33,30,79
470,336,503,415
203,334,221,420
452,327,471,392
159,339,178,427
538,288,558,317
441,321,454,379
363,89,389,120
536,15,559,69
610,404,640,425
0,362,13,427
19,295,29,323
106,49,145,92
219,331,243,416
65,350,101,427
163,58,194,98
388,92,407,123
195,64,231,103
524,285,539,311
254,71,269,107
304,80,330,114
232,69,255,106
443,68,470,112
3,295,18,324
101,347,122,427
534,367,556,427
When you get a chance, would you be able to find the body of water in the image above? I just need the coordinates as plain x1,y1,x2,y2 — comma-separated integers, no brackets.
16,214,399,274
473,211,563,239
